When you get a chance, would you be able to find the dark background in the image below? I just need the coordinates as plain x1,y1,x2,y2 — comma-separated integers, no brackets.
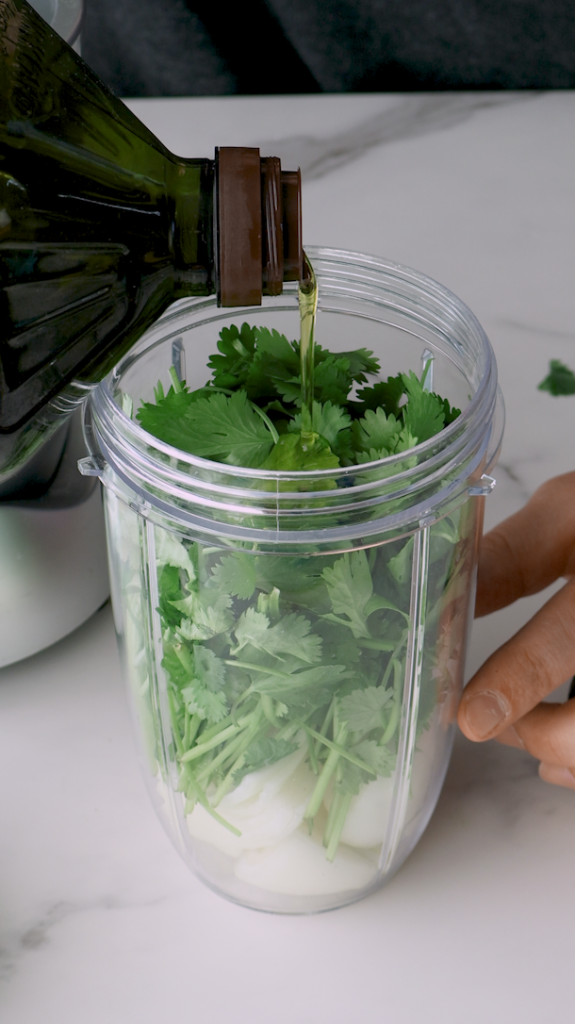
82,0,575,97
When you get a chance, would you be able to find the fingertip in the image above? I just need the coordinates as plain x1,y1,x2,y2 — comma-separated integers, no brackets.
538,762,575,790
458,690,510,741
495,725,525,750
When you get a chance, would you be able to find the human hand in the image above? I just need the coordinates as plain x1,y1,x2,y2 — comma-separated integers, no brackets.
457,472,575,790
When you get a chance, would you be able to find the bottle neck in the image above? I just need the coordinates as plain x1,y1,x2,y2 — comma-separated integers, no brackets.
215,148,303,307
169,148,303,308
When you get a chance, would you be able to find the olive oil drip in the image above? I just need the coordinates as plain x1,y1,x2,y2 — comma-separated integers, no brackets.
298,254,318,451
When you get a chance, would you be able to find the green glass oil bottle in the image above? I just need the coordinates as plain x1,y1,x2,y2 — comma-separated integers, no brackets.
0,0,302,496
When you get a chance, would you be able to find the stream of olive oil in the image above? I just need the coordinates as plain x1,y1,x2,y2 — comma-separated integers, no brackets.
298,254,318,450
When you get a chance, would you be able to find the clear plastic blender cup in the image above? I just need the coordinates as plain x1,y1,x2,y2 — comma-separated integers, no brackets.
82,247,504,913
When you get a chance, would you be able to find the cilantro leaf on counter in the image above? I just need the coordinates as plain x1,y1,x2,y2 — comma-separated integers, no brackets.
538,359,575,396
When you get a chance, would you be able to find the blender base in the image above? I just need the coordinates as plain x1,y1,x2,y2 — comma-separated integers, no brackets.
0,411,110,668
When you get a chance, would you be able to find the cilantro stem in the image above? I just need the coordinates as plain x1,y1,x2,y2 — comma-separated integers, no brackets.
261,694,281,727
224,659,292,679
213,753,246,805
168,365,183,394
315,697,335,761
211,709,265,805
249,402,279,444
180,722,242,762
174,642,194,676
304,725,378,776
274,720,302,743
196,729,246,784
380,659,403,745
380,631,408,690
358,638,397,652
183,712,202,750
306,729,320,775
304,737,343,821
198,708,263,785
197,712,250,745
324,790,353,861
168,689,185,758
183,769,242,837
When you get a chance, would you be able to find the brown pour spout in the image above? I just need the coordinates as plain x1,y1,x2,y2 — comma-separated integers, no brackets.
216,147,303,307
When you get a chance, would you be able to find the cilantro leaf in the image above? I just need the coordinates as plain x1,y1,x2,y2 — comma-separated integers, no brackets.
313,343,379,384
173,590,233,640
289,401,352,461
254,556,325,595
401,371,445,443
321,550,374,639
538,359,575,396
355,374,406,418
181,683,227,724
352,407,402,454
289,400,351,447
157,564,187,629
137,384,195,438
337,347,380,381
339,686,395,732
232,608,322,663
244,328,301,402
387,537,414,586
193,645,227,691
437,395,461,425
207,322,258,390
209,553,256,600
258,432,340,480
233,737,299,782
354,427,419,464
139,390,275,467
154,530,197,580
171,645,229,724
313,354,354,405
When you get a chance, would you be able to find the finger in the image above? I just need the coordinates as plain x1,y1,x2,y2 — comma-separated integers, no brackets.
476,472,575,617
458,576,575,741
539,763,575,790
511,699,575,766
496,710,575,791
494,724,526,750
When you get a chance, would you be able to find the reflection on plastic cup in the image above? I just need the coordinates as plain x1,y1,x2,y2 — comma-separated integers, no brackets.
28,0,84,52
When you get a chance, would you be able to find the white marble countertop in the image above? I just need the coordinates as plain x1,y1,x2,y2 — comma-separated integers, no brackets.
2,92,575,1022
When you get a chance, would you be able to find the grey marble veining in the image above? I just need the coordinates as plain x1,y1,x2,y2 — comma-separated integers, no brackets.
256,91,537,180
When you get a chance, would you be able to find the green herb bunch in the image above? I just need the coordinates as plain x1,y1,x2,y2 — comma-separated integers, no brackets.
129,325,469,865
137,323,460,474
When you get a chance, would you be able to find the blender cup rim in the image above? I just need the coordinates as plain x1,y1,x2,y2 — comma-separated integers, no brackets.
84,247,503,541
